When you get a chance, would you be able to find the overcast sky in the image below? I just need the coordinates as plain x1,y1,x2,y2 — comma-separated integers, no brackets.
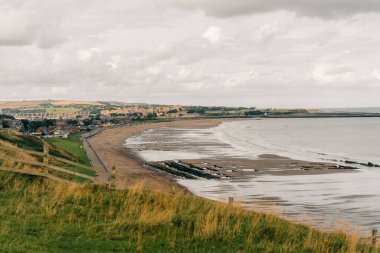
1,0,380,108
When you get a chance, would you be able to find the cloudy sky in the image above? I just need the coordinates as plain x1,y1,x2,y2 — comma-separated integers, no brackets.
1,0,380,108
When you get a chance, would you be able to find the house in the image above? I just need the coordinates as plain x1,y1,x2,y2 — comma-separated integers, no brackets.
70,126,79,134
101,122,113,127
53,129,69,138
35,127,48,135
92,119,102,126
9,120,23,131
78,125,90,131
56,121,69,127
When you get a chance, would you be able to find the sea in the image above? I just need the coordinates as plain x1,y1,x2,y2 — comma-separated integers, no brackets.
125,117,380,233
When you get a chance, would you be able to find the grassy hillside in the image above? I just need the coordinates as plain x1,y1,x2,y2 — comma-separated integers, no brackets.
47,133,91,166
0,130,96,180
0,172,377,253
0,130,76,161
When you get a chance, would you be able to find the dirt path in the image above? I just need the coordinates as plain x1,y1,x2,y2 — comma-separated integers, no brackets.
81,132,109,184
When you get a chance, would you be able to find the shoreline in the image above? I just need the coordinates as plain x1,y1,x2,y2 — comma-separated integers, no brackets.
85,118,234,192
84,118,377,233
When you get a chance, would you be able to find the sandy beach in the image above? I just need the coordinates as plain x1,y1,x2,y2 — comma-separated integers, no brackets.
85,119,232,192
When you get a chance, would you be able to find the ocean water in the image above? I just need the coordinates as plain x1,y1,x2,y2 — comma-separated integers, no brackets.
125,118,380,233
213,118,380,167
321,107,380,114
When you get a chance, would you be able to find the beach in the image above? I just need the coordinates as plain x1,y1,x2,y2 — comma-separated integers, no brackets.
85,118,354,189
85,119,232,192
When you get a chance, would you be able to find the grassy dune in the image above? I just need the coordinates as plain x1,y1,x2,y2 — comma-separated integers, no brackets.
0,172,377,253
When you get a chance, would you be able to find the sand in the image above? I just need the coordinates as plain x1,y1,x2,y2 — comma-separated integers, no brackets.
84,119,231,192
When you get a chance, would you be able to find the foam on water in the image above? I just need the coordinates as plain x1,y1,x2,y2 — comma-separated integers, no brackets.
212,118,380,167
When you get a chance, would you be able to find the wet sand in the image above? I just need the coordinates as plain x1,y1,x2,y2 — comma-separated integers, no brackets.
181,154,356,178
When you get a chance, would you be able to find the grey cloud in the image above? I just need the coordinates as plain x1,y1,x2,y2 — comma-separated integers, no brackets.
0,1,66,48
1,0,380,108
154,37,222,65
175,0,380,19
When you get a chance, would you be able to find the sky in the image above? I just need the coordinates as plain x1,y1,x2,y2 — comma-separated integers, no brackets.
1,0,380,108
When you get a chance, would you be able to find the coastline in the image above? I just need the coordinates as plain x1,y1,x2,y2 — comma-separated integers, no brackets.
84,118,380,233
86,118,355,191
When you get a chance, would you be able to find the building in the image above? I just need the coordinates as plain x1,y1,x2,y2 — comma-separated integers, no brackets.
9,120,23,131
70,126,79,134
53,129,69,138
35,127,48,135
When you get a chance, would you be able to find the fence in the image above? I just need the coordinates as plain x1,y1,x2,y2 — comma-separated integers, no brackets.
0,144,96,183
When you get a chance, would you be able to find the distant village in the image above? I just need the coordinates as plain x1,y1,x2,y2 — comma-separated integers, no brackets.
0,100,312,139
0,114,107,138
0,107,162,138
0,101,260,139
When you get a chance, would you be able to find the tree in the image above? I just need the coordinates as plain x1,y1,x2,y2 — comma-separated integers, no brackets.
166,109,178,114
83,118,93,126
0,114,15,120
29,121,44,132
187,107,205,114
244,110,264,116
1,121,10,128
42,119,56,128
66,119,78,126
21,119,29,132
146,112,157,119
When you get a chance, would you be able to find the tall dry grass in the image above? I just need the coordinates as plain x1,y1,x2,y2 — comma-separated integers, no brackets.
0,139,42,173
0,171,378,252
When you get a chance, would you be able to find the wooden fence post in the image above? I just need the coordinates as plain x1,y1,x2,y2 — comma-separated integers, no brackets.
111,166,116,187
229,197,234,204
372,229,377,246
43,144,49,174
112,166,116,177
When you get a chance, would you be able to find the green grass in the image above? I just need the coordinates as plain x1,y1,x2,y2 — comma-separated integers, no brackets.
0,130,95,180
0,130,77,161
47,133,91,166
0,172,377,253
47,133,96,177
0,130,45,152
50,160,96,177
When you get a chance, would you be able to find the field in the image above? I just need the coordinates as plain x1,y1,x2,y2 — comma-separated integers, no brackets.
50,100,103,106
47,133,91,166
0,101,47,109
0,100,103,114
45,107,81,114
46,133,95,177
0,172,378,253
